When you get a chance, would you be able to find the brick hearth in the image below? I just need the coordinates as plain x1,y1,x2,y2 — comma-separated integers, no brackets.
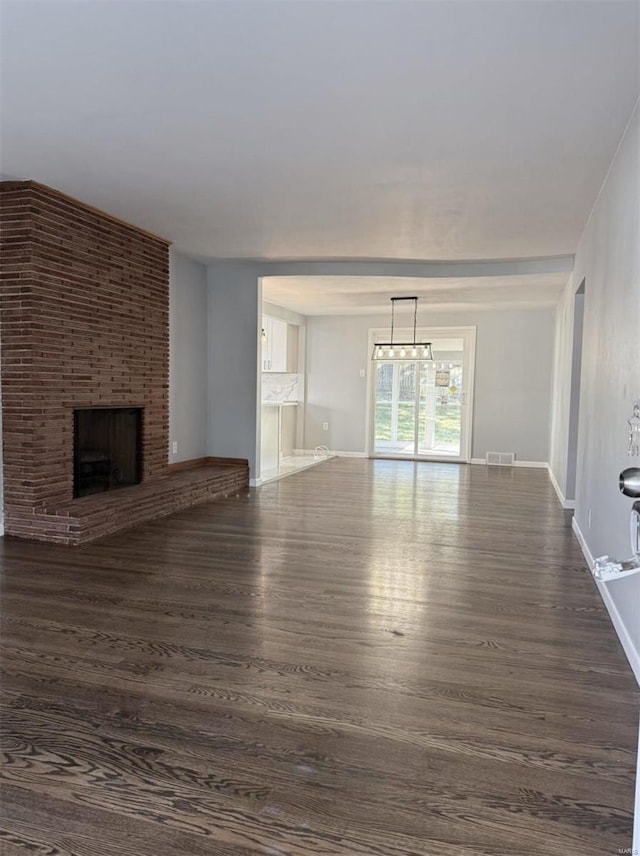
0,181,248,544
8,464,249,546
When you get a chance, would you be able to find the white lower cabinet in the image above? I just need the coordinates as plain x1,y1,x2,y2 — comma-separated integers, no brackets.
261,403,298,478
260,406,280,474
280,405,297,457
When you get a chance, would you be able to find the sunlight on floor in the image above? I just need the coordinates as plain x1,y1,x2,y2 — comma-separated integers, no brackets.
260,453,335,485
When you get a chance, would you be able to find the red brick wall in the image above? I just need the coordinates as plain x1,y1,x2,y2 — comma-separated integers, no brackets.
0,181,171,536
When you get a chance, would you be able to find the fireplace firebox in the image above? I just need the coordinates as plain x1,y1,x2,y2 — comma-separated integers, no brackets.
73,407,143,498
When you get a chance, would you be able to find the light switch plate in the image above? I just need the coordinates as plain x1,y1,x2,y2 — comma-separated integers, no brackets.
172,441,178,455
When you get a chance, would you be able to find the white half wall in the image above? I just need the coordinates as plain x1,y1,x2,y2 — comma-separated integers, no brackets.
549,102,640,673
304,308,554,460
169,250,208,463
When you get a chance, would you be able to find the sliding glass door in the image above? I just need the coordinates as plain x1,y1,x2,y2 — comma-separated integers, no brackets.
370,329,474,462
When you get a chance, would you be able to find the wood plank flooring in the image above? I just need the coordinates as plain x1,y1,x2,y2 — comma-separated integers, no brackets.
1,458,638,855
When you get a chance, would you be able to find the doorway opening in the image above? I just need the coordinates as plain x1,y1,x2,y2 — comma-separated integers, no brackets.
566,279,585,503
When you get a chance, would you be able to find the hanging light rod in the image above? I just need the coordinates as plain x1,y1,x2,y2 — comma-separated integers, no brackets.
372,297,434,362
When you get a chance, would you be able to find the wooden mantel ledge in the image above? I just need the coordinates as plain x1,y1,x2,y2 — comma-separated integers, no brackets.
167,456,249,474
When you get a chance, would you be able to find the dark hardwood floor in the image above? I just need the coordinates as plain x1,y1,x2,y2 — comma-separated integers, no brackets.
1,459,638,855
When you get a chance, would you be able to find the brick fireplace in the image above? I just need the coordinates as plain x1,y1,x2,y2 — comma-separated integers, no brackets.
0,181,248,544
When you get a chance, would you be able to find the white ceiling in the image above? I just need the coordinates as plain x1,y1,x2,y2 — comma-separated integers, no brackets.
262,272,569,315
1,1,638,266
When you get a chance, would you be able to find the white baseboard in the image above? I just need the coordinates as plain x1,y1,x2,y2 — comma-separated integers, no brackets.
596,579,640,687
572,517,640,686
548,466,576,509
470,458,549,469
249,478,262,487
571,516,595,569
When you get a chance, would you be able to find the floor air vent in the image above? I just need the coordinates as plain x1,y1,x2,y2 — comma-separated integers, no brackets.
486,452,515,466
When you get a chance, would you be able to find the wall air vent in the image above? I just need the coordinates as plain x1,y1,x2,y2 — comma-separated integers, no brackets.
486,452,515,466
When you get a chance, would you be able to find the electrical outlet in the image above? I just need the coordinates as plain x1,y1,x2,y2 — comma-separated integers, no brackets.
322,422,329,431
359,368,366,378
172,441,178,455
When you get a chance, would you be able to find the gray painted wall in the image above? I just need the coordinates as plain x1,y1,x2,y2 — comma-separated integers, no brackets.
549,103,640,659
169,251,208,462
262,300,305,327
304,308,554,460
207,262,261,476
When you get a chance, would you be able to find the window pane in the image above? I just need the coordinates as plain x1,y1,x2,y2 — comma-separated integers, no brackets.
375,402,392,440
396,403,415,441
398,363,416,401
375,363,393,402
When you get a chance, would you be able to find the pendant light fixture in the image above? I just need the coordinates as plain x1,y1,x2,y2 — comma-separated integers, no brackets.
372,296,433,361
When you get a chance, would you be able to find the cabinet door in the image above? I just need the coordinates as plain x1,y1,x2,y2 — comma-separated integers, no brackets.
280,405,297,456
262,317,287,372
262,318,273,371
270,318,288,372
260,406,280,473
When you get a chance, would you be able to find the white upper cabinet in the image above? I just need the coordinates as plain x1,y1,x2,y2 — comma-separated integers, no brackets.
261,316,288,372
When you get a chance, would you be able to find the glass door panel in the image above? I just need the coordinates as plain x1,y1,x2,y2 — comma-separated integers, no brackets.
396,362,417,454
417,360,463,457
374,362,393,450
374,362,416,455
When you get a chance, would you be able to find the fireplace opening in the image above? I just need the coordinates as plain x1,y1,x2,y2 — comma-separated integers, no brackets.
73,407,142,498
